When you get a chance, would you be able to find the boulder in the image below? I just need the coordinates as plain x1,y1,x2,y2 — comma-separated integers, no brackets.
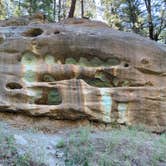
0,18,165,132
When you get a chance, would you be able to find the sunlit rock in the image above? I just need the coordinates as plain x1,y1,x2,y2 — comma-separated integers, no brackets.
0,18,166,132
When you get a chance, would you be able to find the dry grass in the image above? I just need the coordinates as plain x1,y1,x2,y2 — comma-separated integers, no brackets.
57,126,166,166
0,123,46,166
0,121,165,166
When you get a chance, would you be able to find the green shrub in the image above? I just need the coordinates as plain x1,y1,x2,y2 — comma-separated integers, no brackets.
56,139,65,148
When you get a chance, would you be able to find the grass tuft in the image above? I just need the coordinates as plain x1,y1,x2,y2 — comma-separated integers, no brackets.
56,126,166,166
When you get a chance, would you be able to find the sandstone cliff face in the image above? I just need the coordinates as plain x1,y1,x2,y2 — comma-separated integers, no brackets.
0,18,166,131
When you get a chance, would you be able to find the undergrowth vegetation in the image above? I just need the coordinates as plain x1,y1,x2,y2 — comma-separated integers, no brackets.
0,133,31,165
0,123,45,166
0,122,166,166
57,126,166,166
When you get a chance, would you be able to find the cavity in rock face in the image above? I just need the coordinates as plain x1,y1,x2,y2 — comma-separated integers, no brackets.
6,82,23,89
22,28,43,37
35,88,62,105
42,74,55,82
48,89,62,105
0,18,166,132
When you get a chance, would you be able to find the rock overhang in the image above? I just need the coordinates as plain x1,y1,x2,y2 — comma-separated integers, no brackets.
0,19,166,132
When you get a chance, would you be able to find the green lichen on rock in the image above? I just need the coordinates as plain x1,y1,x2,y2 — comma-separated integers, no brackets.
65,57,77,65
45,55,55,65
106,58,120,66
48,89,62,105
95,72,108,81
90,57,103,67
43,74,55,82
23,70,36,82
78,57,90,66
21,52,37,66
65,57,120,67
85,78,112,87
118,103,128,123
122,80,130,86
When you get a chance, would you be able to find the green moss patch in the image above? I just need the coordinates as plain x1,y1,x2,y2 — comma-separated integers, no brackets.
48,89,62,105
45,55,55,65
23,70,36,82
21,52,37,66
42,74,55,82
65,57,77,64
65,57,120,67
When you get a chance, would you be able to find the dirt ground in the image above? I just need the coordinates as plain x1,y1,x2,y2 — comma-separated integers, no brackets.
0,121,166,166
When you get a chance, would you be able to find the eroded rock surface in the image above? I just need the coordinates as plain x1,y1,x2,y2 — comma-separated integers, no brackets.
0,18,166,132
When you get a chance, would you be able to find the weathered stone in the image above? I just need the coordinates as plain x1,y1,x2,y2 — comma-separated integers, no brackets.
0,18,166,132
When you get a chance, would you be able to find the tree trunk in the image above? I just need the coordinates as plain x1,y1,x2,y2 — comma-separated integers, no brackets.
81,0,84,18
18,0,21,11
62,0,66,19
29,0,32,16
68,0,76,18
144,0,154,40
153,33,159,41
58,0,61,22
127,0,138,33
53,0,56,21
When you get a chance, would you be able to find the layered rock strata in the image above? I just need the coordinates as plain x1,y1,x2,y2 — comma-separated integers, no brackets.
0,18,166,131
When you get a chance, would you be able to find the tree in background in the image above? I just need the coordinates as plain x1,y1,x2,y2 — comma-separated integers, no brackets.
21,0,53,20
53,0,56,20
102,0,166,42
22,0,38,16
0,0,7,19
68,0,76,18
82,0,96,19
101,0,124,30
9,0,22,17
58,0,61,21
40,0,54,21
121,0,144,34
1,0,96,21
144,0,166,41
80,0,84,18
0,0,165,43
68,0,96,19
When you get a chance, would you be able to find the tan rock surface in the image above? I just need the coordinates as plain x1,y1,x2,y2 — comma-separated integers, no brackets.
0,18,166,132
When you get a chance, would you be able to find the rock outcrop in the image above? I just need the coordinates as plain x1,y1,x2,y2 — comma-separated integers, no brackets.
0,18,166,132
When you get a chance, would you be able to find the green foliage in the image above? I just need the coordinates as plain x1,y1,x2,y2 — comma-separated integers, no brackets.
15,153,31,166
127,124,150,132
48,89,62,105
59,127,94,166
60,126,166,166
0,0,7,19
0,134,31,165
0,0,165,42
68,127,91,145
101,0,166,42
0,123,46,166
56,139,65,148
1,0,96,22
